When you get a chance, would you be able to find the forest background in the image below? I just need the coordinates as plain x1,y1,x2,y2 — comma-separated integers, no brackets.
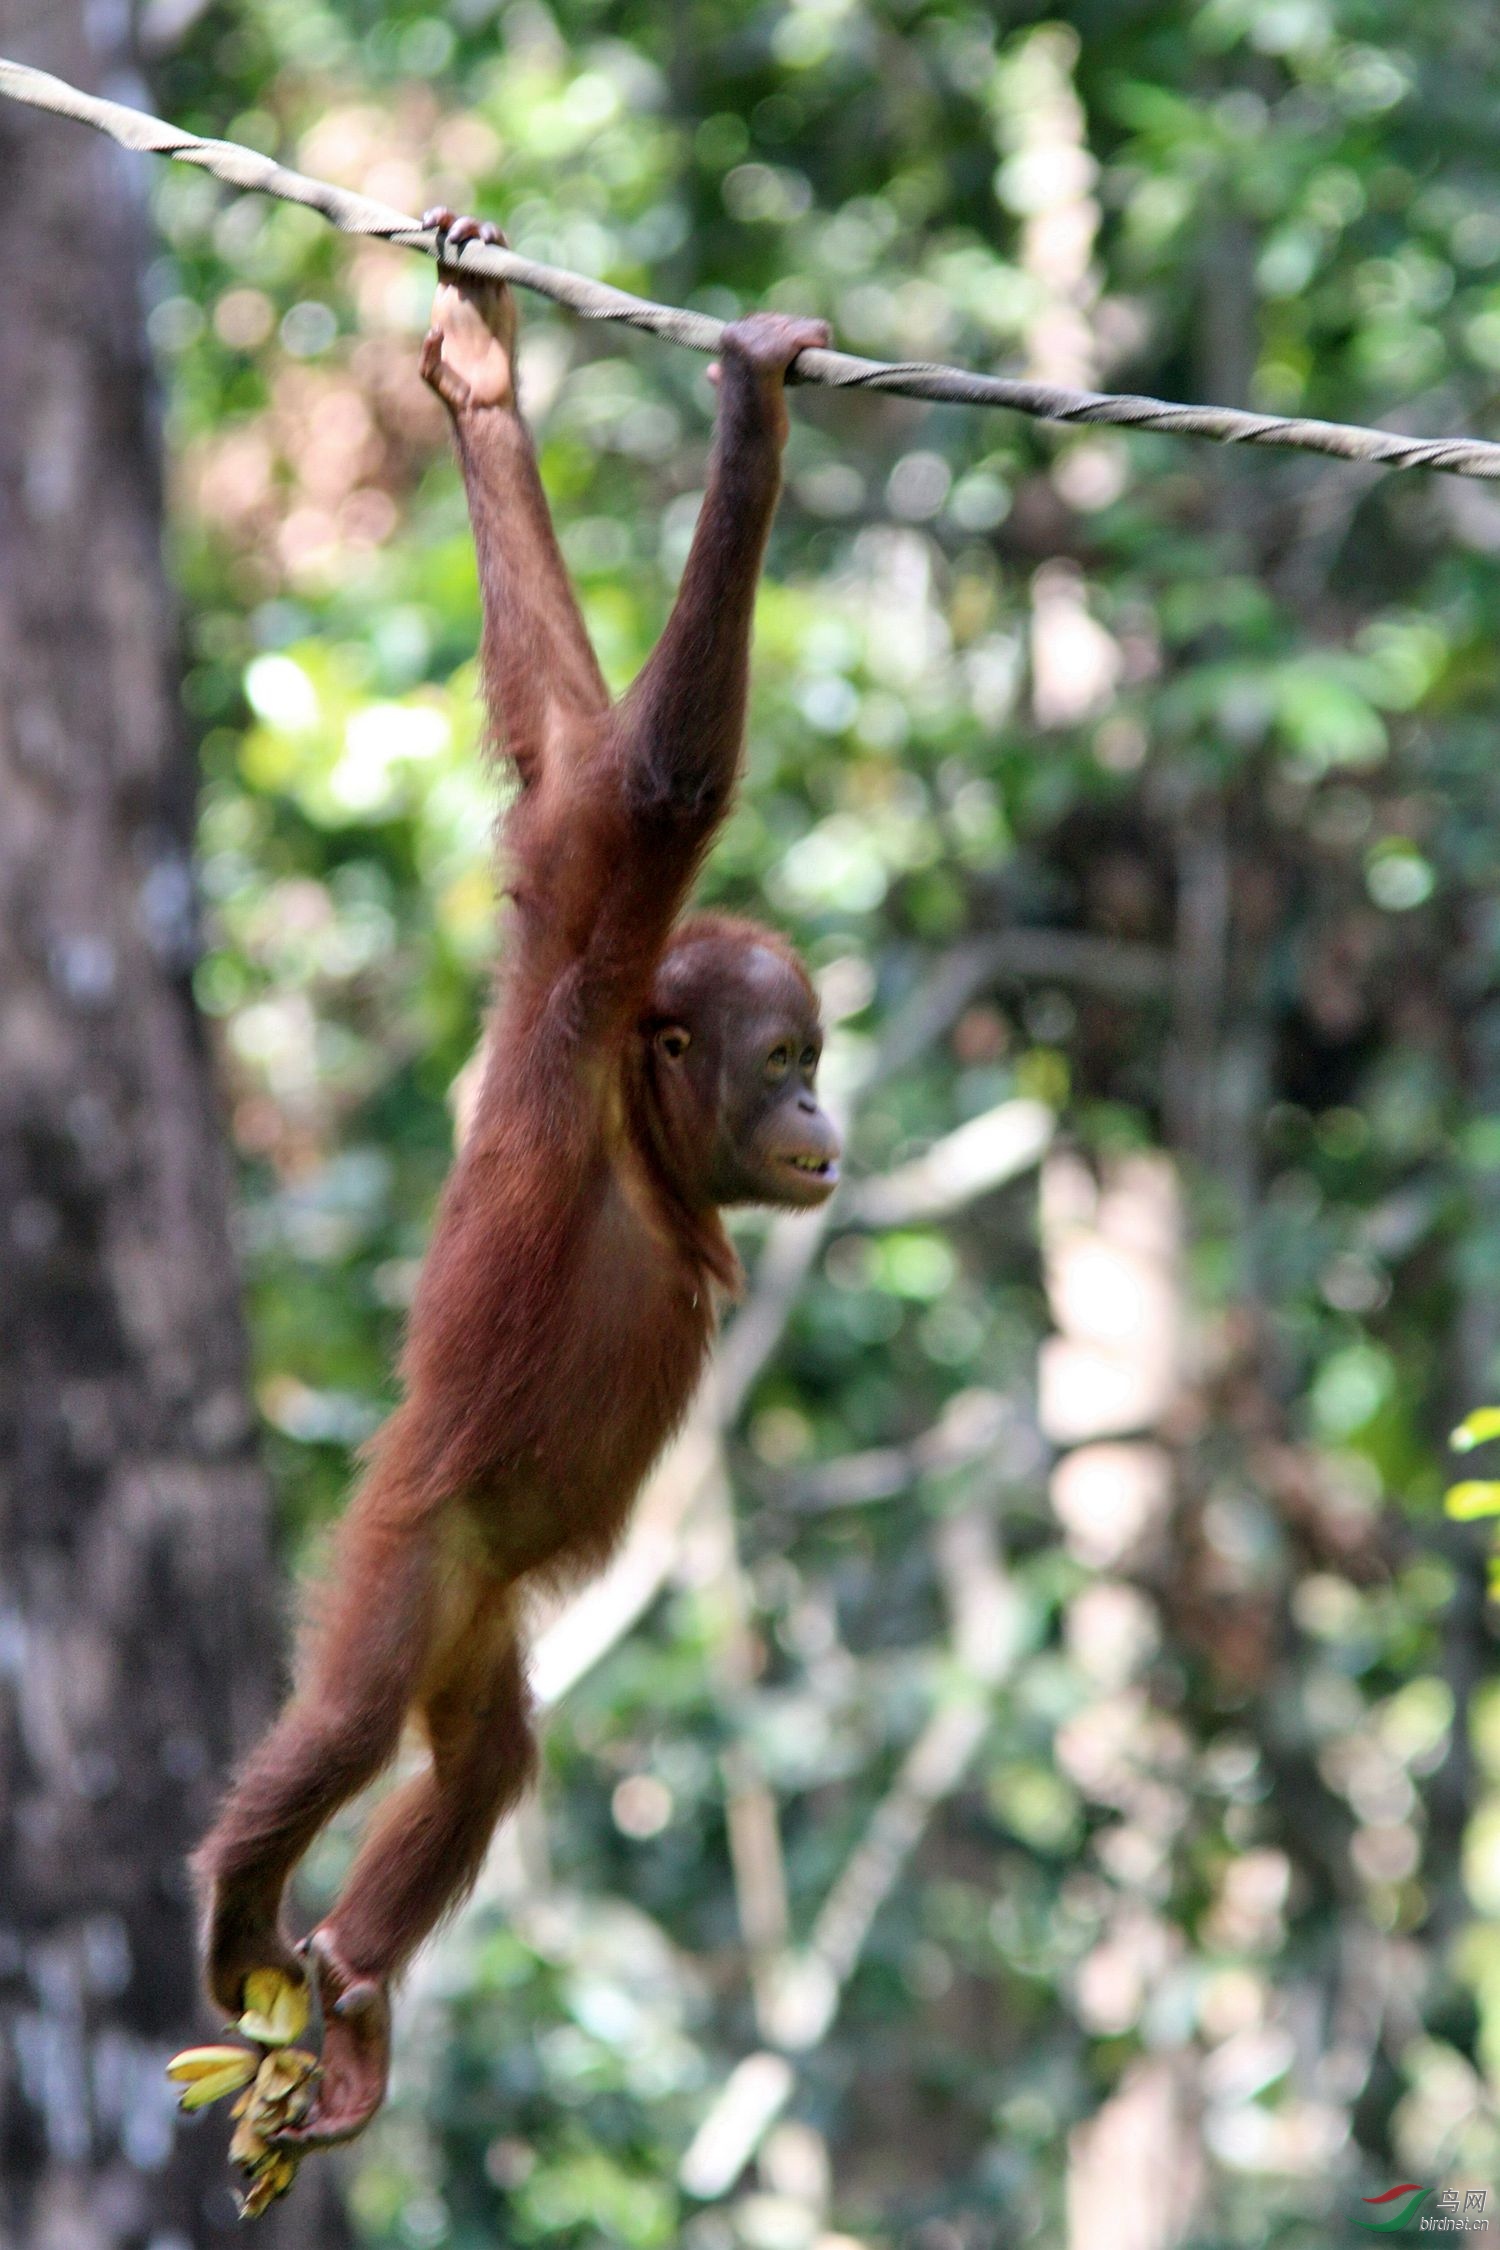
6,1,1500,2246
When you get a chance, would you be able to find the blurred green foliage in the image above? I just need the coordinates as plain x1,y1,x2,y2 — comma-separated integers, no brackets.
149,1,1500,2242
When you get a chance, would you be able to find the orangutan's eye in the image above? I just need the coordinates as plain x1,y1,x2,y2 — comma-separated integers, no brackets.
658,1026,691,1060
766,1043,791,1079
800,1045,819,1074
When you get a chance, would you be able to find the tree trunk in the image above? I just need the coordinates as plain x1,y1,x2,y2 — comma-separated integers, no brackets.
0,11,344,2245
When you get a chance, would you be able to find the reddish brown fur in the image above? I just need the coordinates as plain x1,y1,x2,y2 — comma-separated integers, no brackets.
192,227,835,2147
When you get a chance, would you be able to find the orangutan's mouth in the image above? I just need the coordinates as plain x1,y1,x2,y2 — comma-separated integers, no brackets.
777,1152,839,1185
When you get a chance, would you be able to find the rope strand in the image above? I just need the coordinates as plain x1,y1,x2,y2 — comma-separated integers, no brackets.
5,53,1500,480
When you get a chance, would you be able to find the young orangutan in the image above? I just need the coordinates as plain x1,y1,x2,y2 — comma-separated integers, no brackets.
192,212,839,2151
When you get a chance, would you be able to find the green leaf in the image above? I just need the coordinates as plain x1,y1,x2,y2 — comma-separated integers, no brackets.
1452,1407,1500,1453
1445,1480,1500,1521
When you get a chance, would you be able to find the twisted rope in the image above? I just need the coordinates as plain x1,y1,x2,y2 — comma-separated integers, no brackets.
5,53,1500,480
